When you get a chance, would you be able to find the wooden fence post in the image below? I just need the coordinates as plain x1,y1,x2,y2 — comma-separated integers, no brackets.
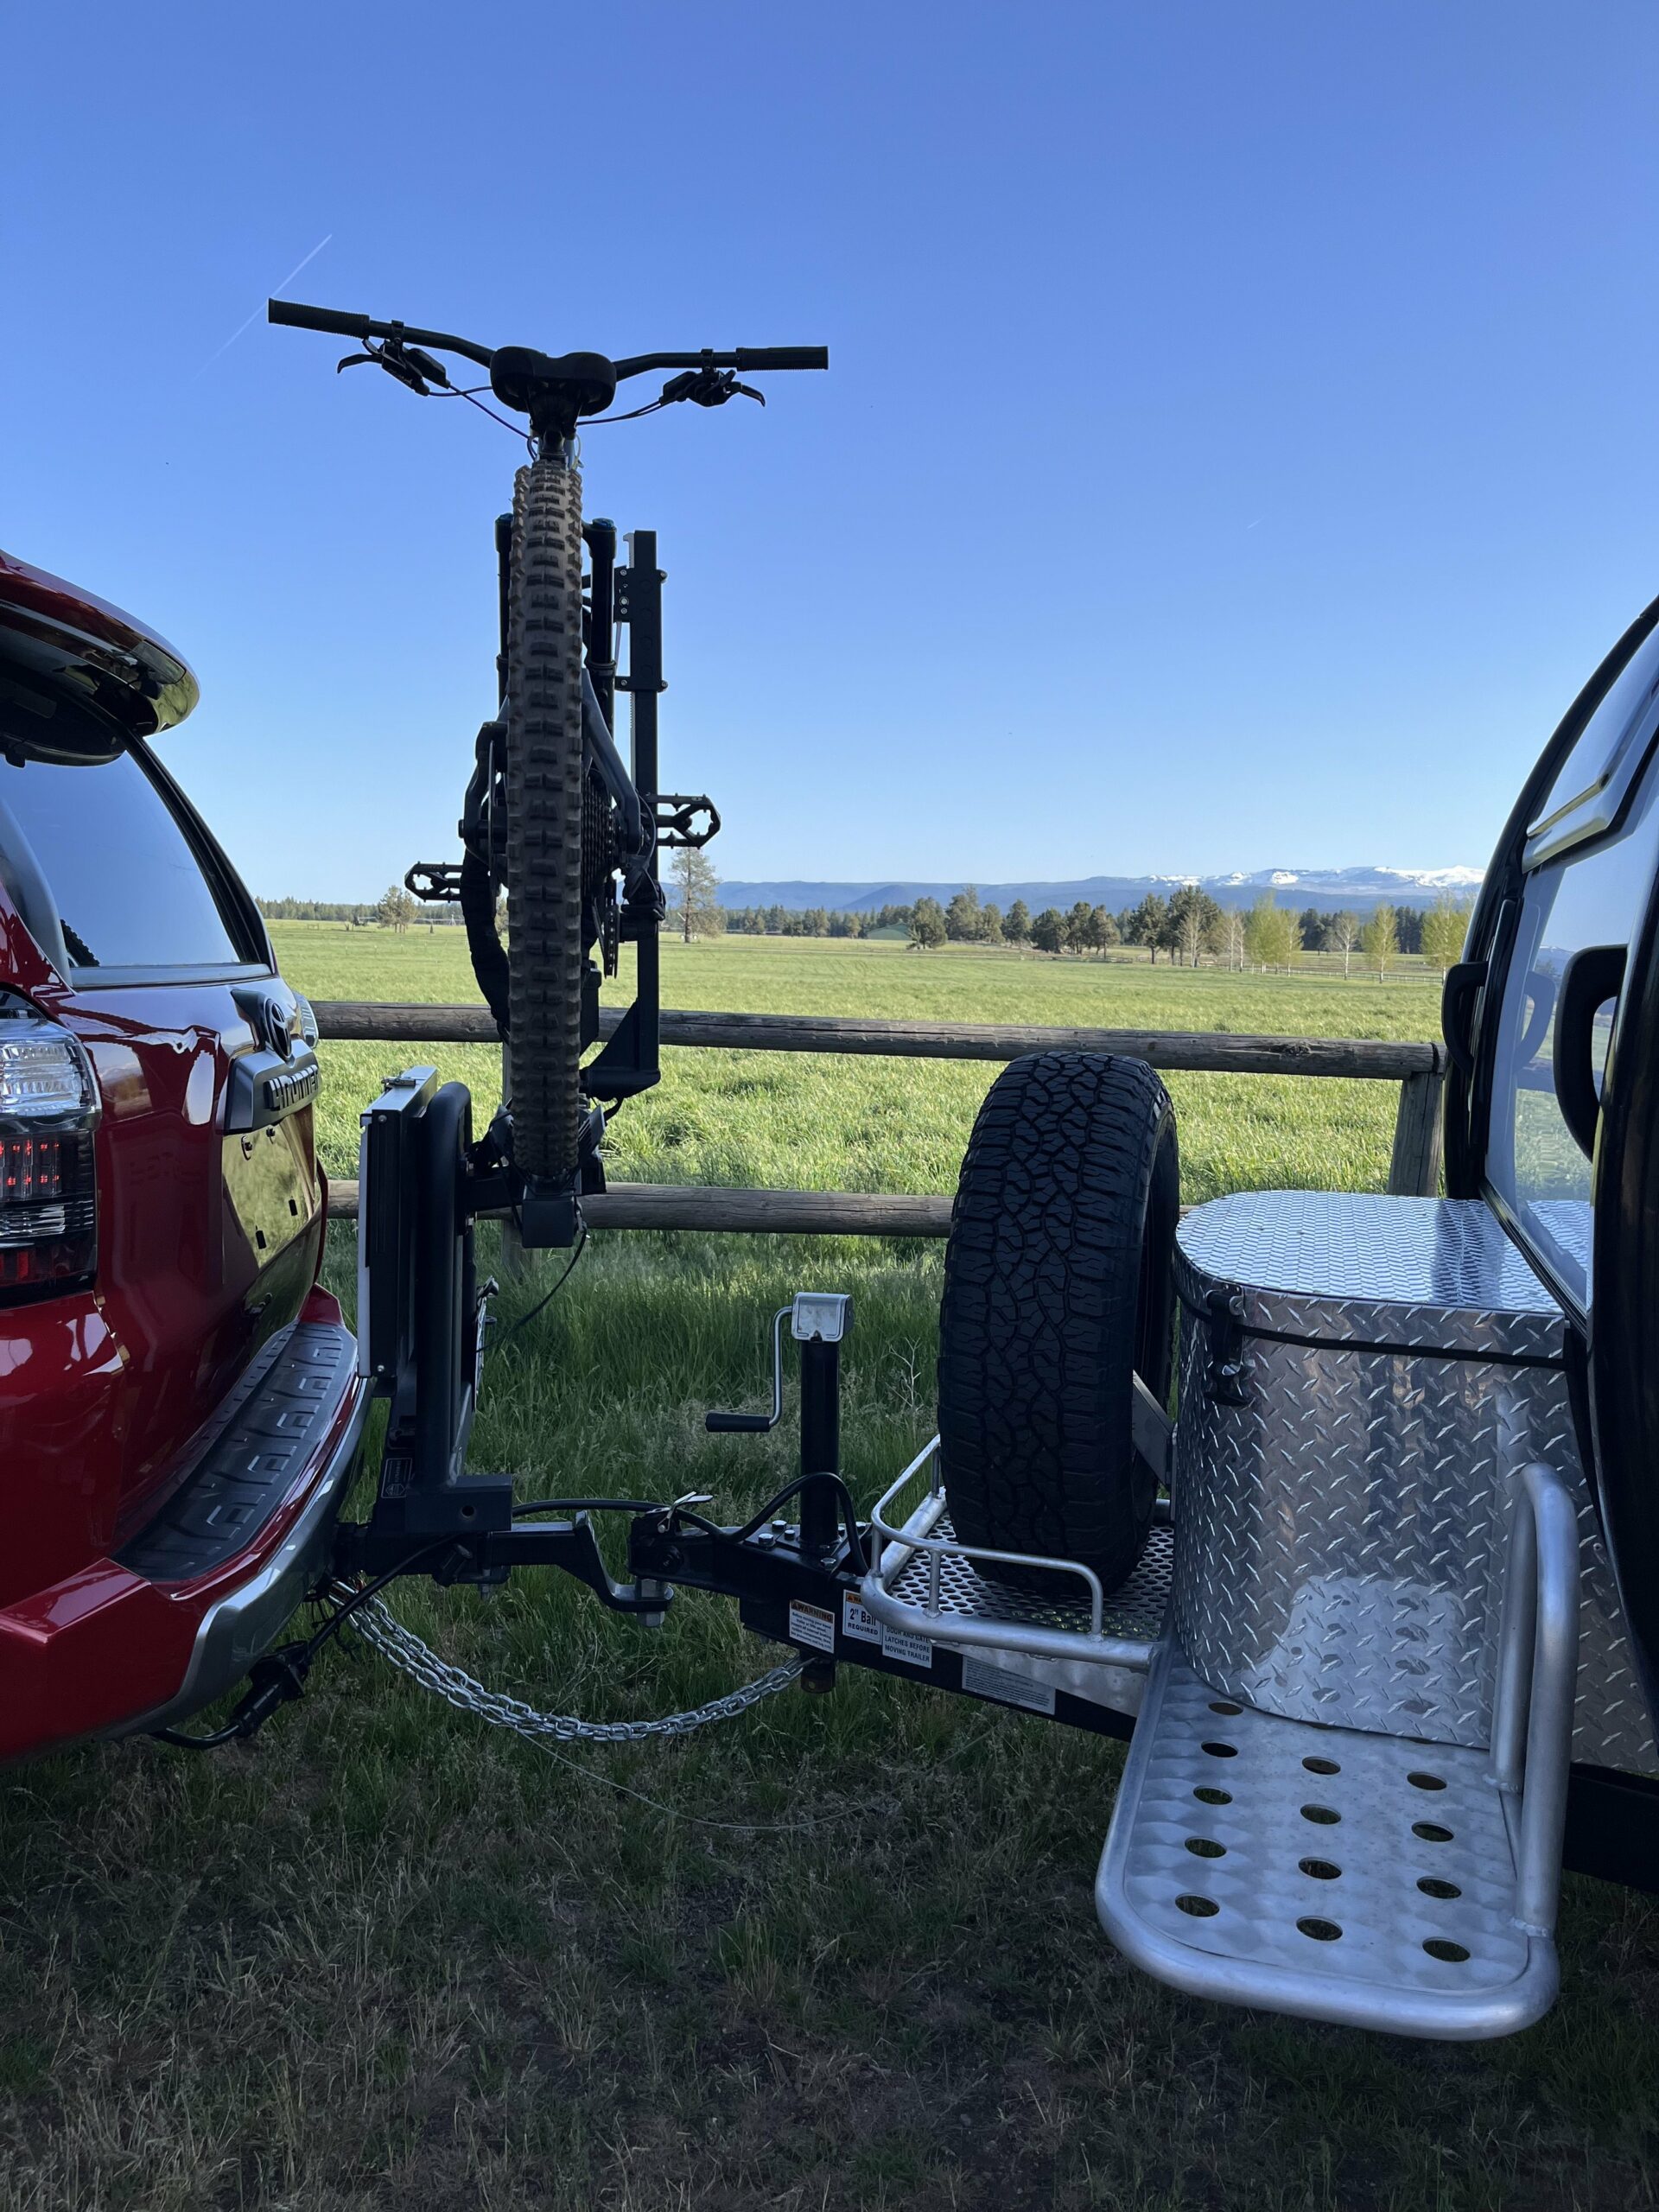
1387,1058,1447,1197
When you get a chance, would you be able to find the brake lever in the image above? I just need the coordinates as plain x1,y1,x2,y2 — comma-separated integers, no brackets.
658,367,766,410
335,337,452,396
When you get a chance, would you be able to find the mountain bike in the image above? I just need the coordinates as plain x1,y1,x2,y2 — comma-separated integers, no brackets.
269,298,827,1240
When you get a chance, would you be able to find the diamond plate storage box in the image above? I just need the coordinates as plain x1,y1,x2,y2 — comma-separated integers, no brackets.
1170,1192,1655,1775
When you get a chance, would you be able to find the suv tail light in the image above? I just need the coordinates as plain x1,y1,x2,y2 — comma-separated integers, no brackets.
0,1009,98,1297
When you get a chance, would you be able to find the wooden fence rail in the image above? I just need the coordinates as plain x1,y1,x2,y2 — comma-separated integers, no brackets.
313,1000,1440,1079
325,1177,953,1237
311,1000,1447,1224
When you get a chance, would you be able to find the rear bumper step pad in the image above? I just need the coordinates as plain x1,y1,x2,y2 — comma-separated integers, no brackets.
118,1322,360,1581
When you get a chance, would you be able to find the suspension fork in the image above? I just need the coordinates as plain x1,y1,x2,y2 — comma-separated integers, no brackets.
584,517,617,734
494,511,512,709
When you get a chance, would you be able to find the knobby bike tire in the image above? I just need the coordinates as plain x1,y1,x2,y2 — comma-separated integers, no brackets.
505,452,586,1182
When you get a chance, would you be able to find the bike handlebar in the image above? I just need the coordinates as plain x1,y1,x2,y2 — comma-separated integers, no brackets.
267,300,827,380
613,345,830,375
738,346,829,372
268,299,498,368
268,299,375,338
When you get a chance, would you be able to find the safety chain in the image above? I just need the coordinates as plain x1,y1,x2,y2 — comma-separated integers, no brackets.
330,1584,804,1745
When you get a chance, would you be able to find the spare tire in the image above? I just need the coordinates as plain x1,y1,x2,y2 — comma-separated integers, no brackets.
938,1052,1179,1592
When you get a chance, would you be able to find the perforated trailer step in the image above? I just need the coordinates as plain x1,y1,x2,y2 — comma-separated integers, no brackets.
1096,1646,1563,2039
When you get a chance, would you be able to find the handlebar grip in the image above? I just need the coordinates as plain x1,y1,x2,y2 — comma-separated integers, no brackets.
734,346,830,372
267,298,376,340
705,1411,777,1433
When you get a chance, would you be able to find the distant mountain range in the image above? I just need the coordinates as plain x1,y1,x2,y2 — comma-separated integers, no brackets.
717,866,1484,919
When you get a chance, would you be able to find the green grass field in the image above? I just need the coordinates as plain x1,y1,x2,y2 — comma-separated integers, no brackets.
0,931,1654,2211
288,925,1443,1202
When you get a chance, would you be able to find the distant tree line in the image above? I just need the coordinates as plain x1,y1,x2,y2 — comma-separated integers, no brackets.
726,902,908,938
259,888,437,932
264,880,1472,976
259,893,460,927
723,884,1471,971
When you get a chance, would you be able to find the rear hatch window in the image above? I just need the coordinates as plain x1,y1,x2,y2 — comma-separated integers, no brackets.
0,748,251,975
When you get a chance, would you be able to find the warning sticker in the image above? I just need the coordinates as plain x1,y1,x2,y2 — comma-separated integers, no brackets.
880,1622,935,1670
842,1595,882,1645
961,1655,1058,1716
788,1600,836,1656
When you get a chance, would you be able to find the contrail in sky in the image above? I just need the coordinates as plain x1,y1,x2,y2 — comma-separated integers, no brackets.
192,234,334,379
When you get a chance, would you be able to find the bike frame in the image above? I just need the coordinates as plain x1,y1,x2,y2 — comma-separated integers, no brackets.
429,493,665,1103
272,296,821,1131
583,526,664,1100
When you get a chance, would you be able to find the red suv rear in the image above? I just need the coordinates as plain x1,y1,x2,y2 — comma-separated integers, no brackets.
0,549,366,1758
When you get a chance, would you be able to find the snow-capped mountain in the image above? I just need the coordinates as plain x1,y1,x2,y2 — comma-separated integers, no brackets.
1152,865,1486,897
716,865,1484,918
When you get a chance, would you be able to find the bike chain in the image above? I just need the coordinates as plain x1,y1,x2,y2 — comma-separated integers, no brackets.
331,1583,804,1745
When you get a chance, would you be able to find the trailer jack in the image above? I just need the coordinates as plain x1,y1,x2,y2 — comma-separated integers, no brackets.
327,1291,868,1647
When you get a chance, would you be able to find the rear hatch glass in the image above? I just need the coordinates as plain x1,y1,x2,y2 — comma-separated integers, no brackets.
0,749,246,974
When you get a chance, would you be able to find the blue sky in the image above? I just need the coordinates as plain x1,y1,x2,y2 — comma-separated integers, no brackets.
6,3,1659,899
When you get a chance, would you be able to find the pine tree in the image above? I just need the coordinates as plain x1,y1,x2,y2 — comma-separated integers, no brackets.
1004,899,1032,944
671,847,721,942
1166,885,1219,967
908,897,948,950
1065,900,1097,953
1127,893,1170,963
944,886,982,942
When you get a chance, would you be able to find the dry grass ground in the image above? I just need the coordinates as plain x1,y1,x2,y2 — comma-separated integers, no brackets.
0,933,1653,2210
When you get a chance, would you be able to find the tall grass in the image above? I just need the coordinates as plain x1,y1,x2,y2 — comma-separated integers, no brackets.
284,925,1443,1203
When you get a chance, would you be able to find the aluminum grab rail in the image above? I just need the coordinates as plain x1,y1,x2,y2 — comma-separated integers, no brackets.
1491,1461,1582,1940
861,1439,1163,1671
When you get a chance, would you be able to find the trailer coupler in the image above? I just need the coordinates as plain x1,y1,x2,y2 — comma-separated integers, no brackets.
327,1291,868,1650
330,1505,676,1618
